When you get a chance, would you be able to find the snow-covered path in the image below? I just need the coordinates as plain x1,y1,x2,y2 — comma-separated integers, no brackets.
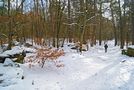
69,45,134,90
1,42,134,90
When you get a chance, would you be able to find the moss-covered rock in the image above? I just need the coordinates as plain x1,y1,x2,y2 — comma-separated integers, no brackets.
0,51,26,64
123,46,134,57
14,51,26,64
126,47,134,57
14,54,25,64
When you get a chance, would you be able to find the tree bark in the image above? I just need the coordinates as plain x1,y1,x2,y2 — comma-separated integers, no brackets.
132,0,134,45
7,0,12,50
110,0,117,46
118,0,124,49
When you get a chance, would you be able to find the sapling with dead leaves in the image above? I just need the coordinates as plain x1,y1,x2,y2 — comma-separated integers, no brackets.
25,48,65,68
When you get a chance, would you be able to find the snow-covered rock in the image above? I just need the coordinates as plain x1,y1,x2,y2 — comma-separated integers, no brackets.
12,41,20,46
128,45,134,49
0,63,24,88
3,46,23,56
3,58,15,67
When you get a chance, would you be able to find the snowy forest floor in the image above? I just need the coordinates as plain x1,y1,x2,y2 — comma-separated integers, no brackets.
0,41,134,90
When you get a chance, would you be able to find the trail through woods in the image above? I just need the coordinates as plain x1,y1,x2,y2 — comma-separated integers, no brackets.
0,41,134,90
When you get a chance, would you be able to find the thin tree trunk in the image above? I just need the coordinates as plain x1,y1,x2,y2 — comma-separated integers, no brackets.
118,0,124,49
99,2,102,46
110,1,117,46
7,0,12,50
132,0,134,45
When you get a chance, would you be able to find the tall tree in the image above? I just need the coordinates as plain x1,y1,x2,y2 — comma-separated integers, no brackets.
132,0,134,45
118,0,124,49
99,1,103,46
7,0,12,50
110,0,118,46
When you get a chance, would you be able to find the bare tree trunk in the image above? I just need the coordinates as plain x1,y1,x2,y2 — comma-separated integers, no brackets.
56,0,65,48
132,0,134,45
79,0,85,53
118,0,124,49
67,0,72,43
99,2,102,46
7,0,12,50
110,0,117,46
91,0,97,47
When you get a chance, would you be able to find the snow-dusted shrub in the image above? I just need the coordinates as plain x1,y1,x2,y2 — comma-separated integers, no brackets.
25,48,65,68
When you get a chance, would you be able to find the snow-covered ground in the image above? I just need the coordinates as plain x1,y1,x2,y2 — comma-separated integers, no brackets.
0,41,134,90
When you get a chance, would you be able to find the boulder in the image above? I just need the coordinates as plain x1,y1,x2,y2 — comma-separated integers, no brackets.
126,47,134,57
0,50,26,64
71,43,88,51
123,46,134,57
3,58,15,67
0,54,10,63
24,43,32,47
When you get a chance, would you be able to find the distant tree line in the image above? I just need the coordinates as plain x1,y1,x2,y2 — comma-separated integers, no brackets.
0,0,134,51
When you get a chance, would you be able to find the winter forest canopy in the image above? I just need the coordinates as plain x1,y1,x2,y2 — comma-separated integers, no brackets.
0,0,133,50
